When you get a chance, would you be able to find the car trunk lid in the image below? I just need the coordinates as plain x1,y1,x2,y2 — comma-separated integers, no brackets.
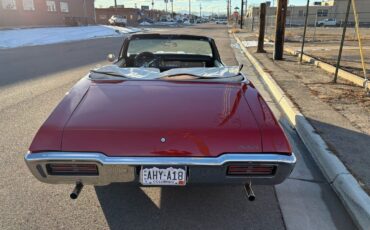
61,81,262,157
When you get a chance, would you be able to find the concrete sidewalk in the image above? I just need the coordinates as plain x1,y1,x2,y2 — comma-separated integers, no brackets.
234,32,370,229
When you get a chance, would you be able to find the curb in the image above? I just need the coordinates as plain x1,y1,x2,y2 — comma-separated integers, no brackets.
234,33,370,230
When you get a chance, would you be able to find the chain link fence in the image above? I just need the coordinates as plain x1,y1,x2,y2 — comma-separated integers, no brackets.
243,8,370,82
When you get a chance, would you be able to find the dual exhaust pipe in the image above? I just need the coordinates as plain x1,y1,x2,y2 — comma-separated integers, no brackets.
69,182,255,201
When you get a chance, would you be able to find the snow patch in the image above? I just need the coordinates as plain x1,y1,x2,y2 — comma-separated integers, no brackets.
0,25,142,49
242,40,273,47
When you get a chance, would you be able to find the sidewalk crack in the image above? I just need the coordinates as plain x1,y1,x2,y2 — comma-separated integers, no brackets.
288,177,327,184
329,172,350,184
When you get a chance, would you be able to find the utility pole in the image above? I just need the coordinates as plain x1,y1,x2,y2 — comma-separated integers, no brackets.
114,0,117,13
200,3,202,18
257,3,267,53
240,0,244,29
274,0,288,60
227,0,229,21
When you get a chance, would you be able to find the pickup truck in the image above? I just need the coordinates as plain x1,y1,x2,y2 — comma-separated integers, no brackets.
317,18,337,27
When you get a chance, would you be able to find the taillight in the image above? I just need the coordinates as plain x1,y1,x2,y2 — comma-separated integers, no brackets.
46,164,98,176
227,165,276,176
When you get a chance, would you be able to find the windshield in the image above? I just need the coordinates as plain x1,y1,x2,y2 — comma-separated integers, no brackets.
127,39,213,57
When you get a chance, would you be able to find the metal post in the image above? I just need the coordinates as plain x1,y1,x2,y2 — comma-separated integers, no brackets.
274,0,288,60
257,3,267,53
151,0,154,20
351,0,368,90
93,2,97,24
334,0,351,83
313,13,318,43
171,0,174,19
83,0,87,25
251,16,254,31
265,15,268,37
300,0,310,63
227,0,229,22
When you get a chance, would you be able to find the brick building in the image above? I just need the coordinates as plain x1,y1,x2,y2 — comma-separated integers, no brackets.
247,0,370,26
0,0,95,28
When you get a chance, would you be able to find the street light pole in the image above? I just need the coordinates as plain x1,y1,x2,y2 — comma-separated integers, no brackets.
189,0,191,18
151,0,154,20
200,3,202,18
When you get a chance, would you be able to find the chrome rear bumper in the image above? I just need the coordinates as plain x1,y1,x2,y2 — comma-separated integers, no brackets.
25,152,296,186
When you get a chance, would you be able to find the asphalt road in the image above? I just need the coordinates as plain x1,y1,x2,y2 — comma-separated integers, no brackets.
0,24,356,229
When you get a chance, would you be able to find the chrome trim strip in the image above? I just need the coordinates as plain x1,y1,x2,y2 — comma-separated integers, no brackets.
24,152,296,185
25,152,296,166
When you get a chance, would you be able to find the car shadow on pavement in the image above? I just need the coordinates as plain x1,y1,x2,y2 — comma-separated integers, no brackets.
274,118,356,230
306,117,370,194
95,184,285,230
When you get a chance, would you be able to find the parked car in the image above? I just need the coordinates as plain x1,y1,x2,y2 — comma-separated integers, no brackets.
216,19,228,25
25,34,296,200
138,18,154,24
108,15,127,26
317,18,337,27
183,19,192,25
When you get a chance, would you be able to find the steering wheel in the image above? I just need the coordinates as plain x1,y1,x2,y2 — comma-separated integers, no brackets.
134,52,158,67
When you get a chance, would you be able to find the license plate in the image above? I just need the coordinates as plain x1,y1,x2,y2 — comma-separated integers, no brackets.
140,166,187,186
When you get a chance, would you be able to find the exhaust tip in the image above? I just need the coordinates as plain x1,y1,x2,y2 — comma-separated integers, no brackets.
244,182,256,202
70,193,78,199
248,195,256,201
70,182,84,200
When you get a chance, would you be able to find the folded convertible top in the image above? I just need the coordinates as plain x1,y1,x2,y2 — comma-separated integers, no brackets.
89,65,244,82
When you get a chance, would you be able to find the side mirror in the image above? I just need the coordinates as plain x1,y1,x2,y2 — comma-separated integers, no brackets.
107,53,116,62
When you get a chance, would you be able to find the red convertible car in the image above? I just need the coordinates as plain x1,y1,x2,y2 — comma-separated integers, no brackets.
25,34,296,200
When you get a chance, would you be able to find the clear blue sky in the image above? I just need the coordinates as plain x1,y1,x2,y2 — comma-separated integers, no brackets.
95,0,309,14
